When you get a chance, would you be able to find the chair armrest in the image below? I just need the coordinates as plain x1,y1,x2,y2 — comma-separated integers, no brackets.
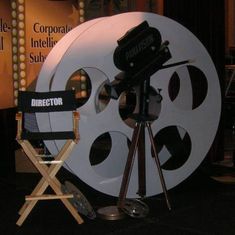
16,112,23,140
16,112,22,120
73,111,80,143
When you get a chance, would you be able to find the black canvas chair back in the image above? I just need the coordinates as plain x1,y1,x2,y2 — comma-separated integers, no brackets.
17,90,77,140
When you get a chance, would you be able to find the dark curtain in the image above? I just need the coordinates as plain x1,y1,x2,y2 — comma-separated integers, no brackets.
164,0,225,162
0,108,17,178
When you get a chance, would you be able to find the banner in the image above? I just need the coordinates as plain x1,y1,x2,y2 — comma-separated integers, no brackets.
0,1,13,109
20,0,80,90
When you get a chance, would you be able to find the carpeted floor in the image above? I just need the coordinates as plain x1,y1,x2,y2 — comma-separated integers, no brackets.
1,163,235,235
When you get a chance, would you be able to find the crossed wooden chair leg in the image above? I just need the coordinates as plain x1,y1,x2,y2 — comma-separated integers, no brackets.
16,139,84,226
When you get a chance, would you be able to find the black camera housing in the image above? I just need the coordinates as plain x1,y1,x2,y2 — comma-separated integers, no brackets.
106,21,171,99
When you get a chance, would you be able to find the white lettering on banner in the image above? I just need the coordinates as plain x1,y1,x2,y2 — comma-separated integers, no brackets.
31,97,63,107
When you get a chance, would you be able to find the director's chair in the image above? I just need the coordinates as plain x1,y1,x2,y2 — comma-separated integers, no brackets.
16,90,84,226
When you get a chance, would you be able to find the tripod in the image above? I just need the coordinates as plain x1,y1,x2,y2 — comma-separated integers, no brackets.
117,79,171,211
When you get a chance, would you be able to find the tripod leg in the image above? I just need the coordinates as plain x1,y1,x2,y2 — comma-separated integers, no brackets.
146,122,172,210
137,123,146,197
118,123,142,208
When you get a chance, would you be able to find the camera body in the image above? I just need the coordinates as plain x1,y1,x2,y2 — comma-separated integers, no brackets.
107,21,171,99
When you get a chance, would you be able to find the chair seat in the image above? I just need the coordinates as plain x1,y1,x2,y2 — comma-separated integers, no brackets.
21,131,76,140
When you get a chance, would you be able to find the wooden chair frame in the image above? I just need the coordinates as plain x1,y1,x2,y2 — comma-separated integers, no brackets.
16,91,84,226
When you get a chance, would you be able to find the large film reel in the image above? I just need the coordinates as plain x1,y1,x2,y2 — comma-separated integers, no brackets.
36,12,221,198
